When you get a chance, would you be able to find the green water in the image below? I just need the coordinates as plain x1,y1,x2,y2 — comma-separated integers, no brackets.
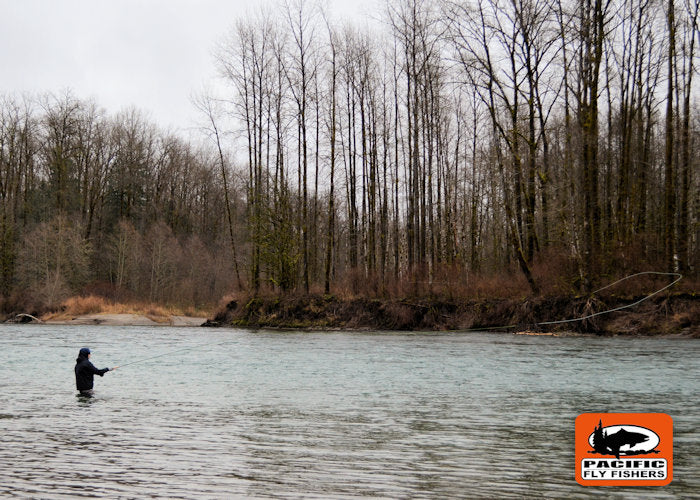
0,324,697,498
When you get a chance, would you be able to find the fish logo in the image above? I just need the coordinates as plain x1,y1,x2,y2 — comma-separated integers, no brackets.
588,421,660,459
575,413,673,486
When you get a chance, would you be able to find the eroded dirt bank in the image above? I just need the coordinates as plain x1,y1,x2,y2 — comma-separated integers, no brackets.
205,292,699,336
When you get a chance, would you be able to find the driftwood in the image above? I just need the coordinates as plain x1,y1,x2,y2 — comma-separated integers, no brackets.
8,313,43,324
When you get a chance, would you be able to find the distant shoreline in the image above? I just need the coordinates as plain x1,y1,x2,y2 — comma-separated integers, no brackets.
47,313,207,327
3,292,697,337
7,313,207,327
204,292,699,337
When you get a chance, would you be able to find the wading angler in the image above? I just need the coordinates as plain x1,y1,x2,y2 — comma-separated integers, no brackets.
74,348,118,396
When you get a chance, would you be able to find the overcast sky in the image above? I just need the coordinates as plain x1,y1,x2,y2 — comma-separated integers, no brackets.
0,0,377,133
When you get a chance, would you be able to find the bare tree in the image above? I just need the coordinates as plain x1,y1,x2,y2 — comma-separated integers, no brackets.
193,92,243,289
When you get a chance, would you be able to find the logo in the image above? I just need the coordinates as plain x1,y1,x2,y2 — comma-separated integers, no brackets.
575,413,673,486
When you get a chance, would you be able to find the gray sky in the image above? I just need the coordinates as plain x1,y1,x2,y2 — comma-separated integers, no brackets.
0,0,377,133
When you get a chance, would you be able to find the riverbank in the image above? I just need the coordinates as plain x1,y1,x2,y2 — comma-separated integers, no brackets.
6,312,207,327
206,292,699,337
3,288,697,336
2,295,209,327
42,313,207,326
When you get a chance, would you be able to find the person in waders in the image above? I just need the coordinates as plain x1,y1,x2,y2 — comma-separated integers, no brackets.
75,348,117,396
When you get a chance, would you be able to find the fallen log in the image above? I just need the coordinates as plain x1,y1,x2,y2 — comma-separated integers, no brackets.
8,313,43,324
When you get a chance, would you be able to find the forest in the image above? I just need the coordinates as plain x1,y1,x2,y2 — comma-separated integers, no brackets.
0,0,698,321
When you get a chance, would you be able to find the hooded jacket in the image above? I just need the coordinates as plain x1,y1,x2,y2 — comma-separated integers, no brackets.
75,351,110,391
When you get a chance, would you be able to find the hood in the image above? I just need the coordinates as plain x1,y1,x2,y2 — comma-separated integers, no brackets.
76,347,91,363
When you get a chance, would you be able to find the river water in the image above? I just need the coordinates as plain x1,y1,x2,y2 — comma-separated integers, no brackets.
0,324,697,499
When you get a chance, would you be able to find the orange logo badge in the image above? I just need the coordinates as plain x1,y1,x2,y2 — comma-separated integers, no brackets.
575,413,673,486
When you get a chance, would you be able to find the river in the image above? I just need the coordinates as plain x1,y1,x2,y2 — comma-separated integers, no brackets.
0,324,697,498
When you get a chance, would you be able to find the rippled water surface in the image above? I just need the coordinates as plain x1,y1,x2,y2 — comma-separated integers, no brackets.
0,325,697,498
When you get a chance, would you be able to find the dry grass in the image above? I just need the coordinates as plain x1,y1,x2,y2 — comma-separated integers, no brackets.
41,295,212,322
